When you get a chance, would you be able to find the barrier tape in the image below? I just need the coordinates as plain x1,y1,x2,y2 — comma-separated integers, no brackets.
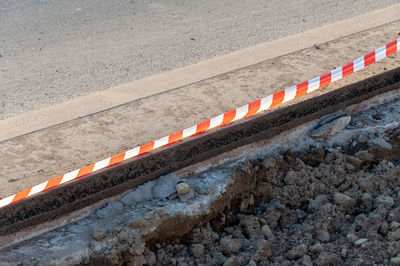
1,38,399,208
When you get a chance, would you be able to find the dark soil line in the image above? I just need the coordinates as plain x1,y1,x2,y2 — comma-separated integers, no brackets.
1,67,399,237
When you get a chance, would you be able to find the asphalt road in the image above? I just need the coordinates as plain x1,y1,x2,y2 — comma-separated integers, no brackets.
0,0,399,120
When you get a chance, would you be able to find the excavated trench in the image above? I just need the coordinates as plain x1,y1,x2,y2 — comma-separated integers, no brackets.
1,68,400,265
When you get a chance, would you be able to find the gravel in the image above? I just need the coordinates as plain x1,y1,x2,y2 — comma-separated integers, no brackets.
147,116,400,265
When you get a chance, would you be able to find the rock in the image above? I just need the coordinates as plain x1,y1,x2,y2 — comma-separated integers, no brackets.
121,181,154,204
152,173,180,200
310,243,324,254
223,256,242,266
346,233,359,243
144,251,156,265
92,227,106,241
388,230,400,241
247,260,257,266
362,193,373,209
190,244,204,258
317,112,346,127
334,192,356,208
316,229,330,242
388,207,400,222
254,239,272,257
261,224,272,237
315,253,331,266
390,222,400,231
284,171,297,185
286,244,307,260
374,195,394,208
346,155,363,168
391,256,400,266
308,195,329,211
358,132,369,143
355,151,374,163
302,255,313,266
354,238,368,246
311,116,351,140
263,158,276,169
220,236,242,255
368,137,392,151
176,182,191,195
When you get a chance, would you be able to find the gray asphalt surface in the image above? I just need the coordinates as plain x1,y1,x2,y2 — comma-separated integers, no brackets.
0,0,399,120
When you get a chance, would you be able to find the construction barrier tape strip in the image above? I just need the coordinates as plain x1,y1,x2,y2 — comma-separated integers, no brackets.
1,38,399,208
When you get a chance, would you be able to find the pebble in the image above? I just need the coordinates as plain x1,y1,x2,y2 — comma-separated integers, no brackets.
368,137,392,151
310,243,324,254
92,227,106,241
176,182,191,195
302,255,313,266
391,256,400,266
311,116,351,140
220,236,242,255
334,192,356,208
308,195,329,211
355,151,374,163
346,233,359,243
190,244,204,258
346,155,362,168
390,222,400,231
362,193,373,209
254,239,272,257
261,224,272,237
354,238,368,246
315,253,331,266
374,195,394,208
316,229,330,242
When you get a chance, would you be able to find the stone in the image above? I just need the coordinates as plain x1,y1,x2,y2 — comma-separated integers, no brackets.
263,158,276,169
286,244,307,260
368,137,392,151
152,173,180,200
144,251,156,265
247,260,257,266
92,227,106,241
302,255,313,266
310,243,324,254
121,181,154,204
374,195,394,208
308,195,329,211
254,239,272,257
346,233,359,243
390,222,400,231
388,230,400,241
355,151,374,163
358,132,369,143
284,171,297,185
176,182,190,195
346,155,363,168
391,256,400,266
315,253,331,266
261,224,272,237
223,256,241,266
354,238,368,246
334,192,356,208
388,207,400,222
311,116,351,140
316,229,330,242
220,236,242,255
191,244,204,258
362,193,373,209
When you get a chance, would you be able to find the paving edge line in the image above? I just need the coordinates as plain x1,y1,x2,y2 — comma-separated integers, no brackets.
1,38,399,209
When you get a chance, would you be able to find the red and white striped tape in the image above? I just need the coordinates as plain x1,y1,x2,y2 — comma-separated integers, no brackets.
1,38,399,208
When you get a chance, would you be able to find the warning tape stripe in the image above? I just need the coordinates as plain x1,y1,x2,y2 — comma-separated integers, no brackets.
0,38,399,208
